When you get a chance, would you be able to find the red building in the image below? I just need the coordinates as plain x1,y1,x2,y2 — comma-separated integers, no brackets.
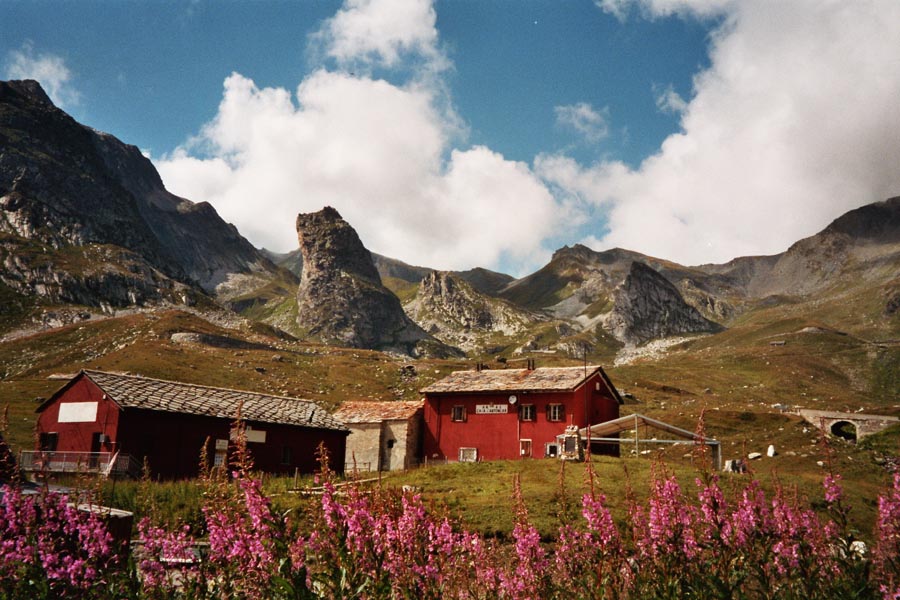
421,365,622,462
27,370,348,479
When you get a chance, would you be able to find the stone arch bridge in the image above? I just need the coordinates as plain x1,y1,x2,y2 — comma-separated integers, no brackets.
798,409,899,442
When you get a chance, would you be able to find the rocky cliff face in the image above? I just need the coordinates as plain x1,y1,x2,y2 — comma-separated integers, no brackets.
604,261,723,345
404,271,543,351
294,207,459,357
0,79,281,310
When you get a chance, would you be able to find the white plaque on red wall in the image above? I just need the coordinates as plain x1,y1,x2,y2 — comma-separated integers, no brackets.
58,402,98,423
475,404,508,414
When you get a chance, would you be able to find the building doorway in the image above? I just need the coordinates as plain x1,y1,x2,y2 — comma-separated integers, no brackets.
519,439,532,458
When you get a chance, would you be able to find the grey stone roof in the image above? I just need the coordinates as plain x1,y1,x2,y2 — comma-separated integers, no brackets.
77,370,347,431
421,366,606,394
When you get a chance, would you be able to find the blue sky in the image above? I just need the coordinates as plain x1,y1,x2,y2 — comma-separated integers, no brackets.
3,0,900,276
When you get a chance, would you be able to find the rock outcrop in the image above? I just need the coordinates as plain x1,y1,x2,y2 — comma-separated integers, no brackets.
294,207,459,357
404,271,543,351
605,261,723,345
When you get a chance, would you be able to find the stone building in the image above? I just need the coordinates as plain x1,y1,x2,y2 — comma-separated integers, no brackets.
333,400,424,472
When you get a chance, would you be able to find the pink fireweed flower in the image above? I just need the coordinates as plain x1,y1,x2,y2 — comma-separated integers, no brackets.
768,486,836,577
202,475,280,597
136,517,199,592
729,479,772,550
500,477,549,600
696,475,734,547
638,475,698,560
874,472,900,599
0,486,115,591
824,473,844,504
0,485,37,577
499,519,548,600
582,492,620,549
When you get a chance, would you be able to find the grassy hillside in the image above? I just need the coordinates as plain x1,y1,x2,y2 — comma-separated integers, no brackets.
1,270,897,545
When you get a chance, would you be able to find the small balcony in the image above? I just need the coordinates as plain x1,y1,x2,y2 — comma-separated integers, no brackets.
19,451,143,479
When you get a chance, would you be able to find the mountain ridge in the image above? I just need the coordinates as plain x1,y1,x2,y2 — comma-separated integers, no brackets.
1,78,898,359
0,79,285,310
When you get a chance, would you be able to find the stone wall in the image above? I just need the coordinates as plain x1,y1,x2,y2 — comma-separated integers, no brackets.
345,423,382,472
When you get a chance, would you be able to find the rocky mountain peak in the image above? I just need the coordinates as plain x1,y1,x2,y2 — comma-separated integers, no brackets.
414,271,495,330
0,78,280,306
604,261,723,346
404,270,543,352
295,207,381,285
294,208,459,357
822,196,900,243
0,79,53,107
551,243,595,262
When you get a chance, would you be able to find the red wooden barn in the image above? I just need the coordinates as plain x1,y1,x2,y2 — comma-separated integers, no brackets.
28,370,348,479
421,365,622,463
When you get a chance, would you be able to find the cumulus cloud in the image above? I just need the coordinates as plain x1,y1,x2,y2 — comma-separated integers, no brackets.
4,42,80,108
157,0,569,276
312,0,446,71
555,102,610,143
157,70,564,274
541,0,900,265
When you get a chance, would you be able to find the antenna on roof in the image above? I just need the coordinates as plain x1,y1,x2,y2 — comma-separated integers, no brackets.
584,343,587,377
505,357,536,370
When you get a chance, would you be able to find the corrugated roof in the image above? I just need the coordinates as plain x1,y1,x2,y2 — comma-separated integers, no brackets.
333,400,423,424
74,370,347,431
421,366,605,394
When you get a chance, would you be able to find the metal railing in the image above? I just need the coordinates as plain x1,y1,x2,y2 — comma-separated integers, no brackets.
18,451,142,478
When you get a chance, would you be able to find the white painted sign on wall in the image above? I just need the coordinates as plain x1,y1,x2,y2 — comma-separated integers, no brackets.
58,402,98,423
231,428,267,444
475,404,508,415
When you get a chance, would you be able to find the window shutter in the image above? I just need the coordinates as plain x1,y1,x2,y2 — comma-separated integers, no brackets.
546,404,552,420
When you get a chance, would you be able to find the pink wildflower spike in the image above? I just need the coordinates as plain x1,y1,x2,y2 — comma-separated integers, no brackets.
696,475,729,544
824,473,844,504
873,472,900,598
640,475,698,560
0,486,116,591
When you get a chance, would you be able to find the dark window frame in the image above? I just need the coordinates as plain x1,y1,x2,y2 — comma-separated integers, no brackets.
520,404,536,421
39,432,58,452
547,403,565,422
281,445,293,465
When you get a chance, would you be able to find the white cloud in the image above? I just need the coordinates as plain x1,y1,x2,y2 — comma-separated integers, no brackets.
157,71,564,275
596,0,733,20
653,84,687,115
4,42,80,108
312,0,446,71
157,0,569,276
541,0,900,266
555,102,610,143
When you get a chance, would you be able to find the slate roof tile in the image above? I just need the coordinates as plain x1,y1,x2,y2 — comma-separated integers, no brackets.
333,400,423,424
81,370,347,431
421,366,605,394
